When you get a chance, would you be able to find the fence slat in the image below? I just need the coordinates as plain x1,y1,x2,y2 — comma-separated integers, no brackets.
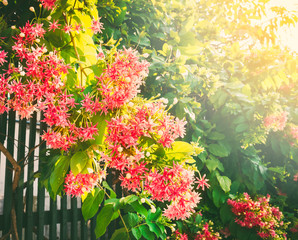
16,118,27,239
81,212,88,240
3,110,16,234
61,195,68,239
0,112,7,231
37,113,47,239
25,113,37,240
91,215,97,240
71,197,79,240
49,198,57,239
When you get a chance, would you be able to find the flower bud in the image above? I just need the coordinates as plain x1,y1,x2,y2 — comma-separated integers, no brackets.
2,0,8,6
47,16,52,21
126,173,131,179
11,25,16,29
19,33,25,38
29,6,35,12
117,146,123,153
141,198,146,203
151,206,156,213
142,53,149,58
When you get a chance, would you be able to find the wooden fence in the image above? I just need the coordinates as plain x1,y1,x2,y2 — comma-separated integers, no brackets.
0,112,117,240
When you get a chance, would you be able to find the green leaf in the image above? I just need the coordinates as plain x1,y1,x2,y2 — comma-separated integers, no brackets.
102,181,116,198
130,201,147,217
212,187,226,207
120,195,138,205
147,208,162,221
105,198,120,211
132,227,142,240
208,144,230,157
235,123,249,133
147,222,162,237
206,157,224,172
166,141,194,159
95,205,114,238
70,151,89,176
139,225,155,240
110,228,129,240
208,132,225,140
195,213,202,224
50,155,70,196
217,175,231,193
82,188,104,221
220,204,233,224
127,212,139,227
92,113,109,145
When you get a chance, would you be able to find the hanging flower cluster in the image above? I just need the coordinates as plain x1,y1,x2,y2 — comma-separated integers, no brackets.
263,112,288,132
195,223,221,240
173,222,221,240
99,99,201,219
96,48,150,113
64,171,99,197
227,193,288,239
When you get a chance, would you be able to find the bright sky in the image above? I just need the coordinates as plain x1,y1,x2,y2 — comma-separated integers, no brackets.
269,0,298,52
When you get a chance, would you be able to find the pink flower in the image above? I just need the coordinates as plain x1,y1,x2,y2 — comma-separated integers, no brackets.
195,174,210,191
90,18,104,34
62,24,72,34
49,19,60,32
0,48,7,65
73,24,81,33
39,0,57,10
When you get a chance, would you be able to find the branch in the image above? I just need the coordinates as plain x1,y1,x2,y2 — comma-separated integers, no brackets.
0,142,21,240
0,142,21,191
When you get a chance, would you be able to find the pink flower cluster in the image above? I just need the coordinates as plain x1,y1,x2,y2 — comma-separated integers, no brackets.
228,193,287,239
174,230,188,240
1,22,69,118
100,100,200,219
64,171,99,197
264,112,288,132
195,223,221,240
0,22,101,150
103,100,186,173
173,223,221,240
149,164,201,220
290,223,298,233
97,48,149,113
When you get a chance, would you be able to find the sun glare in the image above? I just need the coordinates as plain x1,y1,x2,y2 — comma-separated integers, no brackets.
269,0,298,52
